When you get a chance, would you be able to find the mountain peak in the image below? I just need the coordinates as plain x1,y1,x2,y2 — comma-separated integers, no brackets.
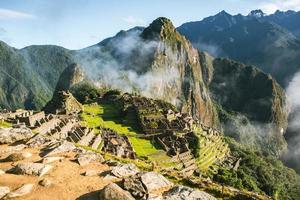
217,10,231,16
248,9,265,18
141,17,175,40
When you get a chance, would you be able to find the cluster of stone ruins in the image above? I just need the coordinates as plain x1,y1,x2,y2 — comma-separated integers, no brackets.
0,92,233,177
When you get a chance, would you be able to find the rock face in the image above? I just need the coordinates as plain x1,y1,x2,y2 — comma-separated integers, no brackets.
200,53,289,155
10,162,52,176
163,185,216,200
99,183,135,200
138,18,218,126
76,17,219,127
0,127,33,144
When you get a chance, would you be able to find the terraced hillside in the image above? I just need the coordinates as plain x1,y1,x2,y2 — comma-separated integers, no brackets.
78,93,231,175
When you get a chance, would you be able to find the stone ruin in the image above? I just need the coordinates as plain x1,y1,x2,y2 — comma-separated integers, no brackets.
101,128,136,159
67,126,102,150
17,111,45,127
155,131,198,176
118,93,194,135
43,91,83,115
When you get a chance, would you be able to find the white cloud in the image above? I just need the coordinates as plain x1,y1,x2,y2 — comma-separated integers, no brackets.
0,8,35,20
260,0,300,14
122,16,145,25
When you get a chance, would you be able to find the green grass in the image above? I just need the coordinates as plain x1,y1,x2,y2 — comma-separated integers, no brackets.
81,104,138,136
81,103,163,158
0,121,12,128
129,137,158,157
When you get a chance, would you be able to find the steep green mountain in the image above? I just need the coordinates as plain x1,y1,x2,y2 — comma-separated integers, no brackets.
178,10,300,86
200,52,288,156
75,18,219,127
0,43,74,110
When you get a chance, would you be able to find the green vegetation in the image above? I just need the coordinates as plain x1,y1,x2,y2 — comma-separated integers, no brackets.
81,103,137,136
192,125,229,172
213,137,300,200
71,82,103,103
80,103,162,158
0,121,12,128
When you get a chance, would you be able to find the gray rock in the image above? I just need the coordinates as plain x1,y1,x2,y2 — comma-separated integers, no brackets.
111,164,140,178
163,185,216,200
99,183,135,200
141,172,173,193
0,186,10,199
10,162,52,177
42,156,64,164
6,184,34,198
84,170,100,176
27,134,53,148
4,152,32,162
76,152,104,166
39,179,52,187
0,127,33,144
44,141,76,157
124,175,147,199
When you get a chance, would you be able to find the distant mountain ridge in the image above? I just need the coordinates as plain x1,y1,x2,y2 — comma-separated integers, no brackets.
178,9,300,86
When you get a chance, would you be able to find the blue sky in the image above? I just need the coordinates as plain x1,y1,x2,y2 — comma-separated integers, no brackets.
0,0,299,49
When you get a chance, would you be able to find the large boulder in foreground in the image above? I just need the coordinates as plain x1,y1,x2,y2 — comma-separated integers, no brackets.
99,183,135,200
0,127,33,144
141,172,173,193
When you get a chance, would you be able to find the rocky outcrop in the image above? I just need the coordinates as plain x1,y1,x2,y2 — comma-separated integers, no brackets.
139,17,219,126
0,127,33,144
